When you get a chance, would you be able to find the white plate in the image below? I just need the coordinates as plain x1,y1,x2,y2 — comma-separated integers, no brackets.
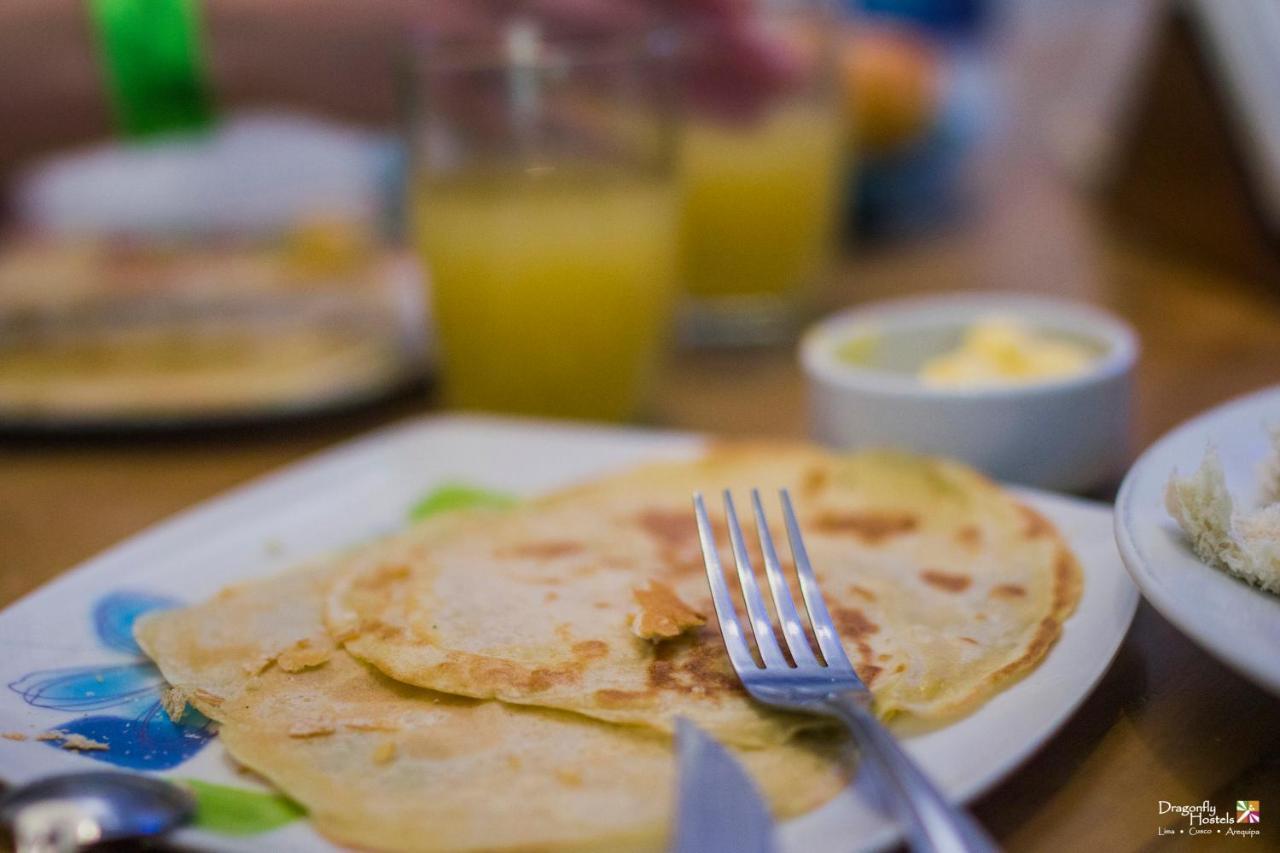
1115,385,1280,696
0,416,1137,852
0,256,432,434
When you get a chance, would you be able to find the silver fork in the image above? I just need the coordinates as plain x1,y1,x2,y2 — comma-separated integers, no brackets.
693,489,998,853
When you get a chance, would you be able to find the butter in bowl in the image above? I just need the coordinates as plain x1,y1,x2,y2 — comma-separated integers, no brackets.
801,294,1138,493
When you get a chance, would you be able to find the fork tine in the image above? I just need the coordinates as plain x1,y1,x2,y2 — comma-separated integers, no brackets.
779,489,856,671
722,491,789,668
750,489,821,667
692,493,758,672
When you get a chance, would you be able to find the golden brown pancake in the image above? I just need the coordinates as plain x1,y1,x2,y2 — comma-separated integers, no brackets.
328,446,1082,747
135,524,847,852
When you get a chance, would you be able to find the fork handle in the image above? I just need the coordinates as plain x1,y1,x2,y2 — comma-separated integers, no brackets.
827,692,999,853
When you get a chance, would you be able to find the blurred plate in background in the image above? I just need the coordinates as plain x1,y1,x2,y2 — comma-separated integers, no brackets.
0,239,430,432
0,113,431,432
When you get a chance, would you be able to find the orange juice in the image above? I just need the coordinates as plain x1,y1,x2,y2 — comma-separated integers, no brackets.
679,103,844,300
414,172,678,421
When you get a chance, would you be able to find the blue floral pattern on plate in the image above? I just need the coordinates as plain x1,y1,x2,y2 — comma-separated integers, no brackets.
7,592,214,770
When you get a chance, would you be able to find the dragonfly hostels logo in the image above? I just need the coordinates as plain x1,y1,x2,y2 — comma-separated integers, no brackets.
1157,799,1262,838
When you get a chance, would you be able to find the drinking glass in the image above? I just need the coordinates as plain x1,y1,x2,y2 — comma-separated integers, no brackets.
406,21,680,420
678,0,846,346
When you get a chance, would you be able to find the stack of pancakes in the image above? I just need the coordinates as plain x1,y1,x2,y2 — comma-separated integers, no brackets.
137,445,1081,851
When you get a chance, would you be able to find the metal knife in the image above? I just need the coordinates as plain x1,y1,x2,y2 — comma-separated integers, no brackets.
670,717,777,853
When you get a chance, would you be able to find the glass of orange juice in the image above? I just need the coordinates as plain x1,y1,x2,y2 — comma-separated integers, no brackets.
678,0,846,346
406,21,680,421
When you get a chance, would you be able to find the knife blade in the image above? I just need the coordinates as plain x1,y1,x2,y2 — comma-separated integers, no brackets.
669,717,777,853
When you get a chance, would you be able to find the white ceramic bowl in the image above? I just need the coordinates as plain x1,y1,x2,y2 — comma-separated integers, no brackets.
801,293,1138,493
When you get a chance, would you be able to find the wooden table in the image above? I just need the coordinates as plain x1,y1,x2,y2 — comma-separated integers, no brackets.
4,28,1280,853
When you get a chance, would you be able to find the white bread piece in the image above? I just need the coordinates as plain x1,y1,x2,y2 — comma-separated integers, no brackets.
1166,446,1280,595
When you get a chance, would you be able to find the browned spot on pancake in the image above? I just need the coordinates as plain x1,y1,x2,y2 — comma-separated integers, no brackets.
365,618,407,641
555,768,584,787
832,607,879,681
1053,547,1081,615
1018,505,1054,539
288,720,336,738
593,689,656,709
444,652,584,695
506,755,522,770
636,509,699,549
353,563,410,590
920,570,971,593
959,636,979,645
663,555,707,579
519,575,562,586
330,623,360,644
346,719,399,733
543,591,559,603
802,466,829,496
849,584,877,602
572,640,609,660
877,653,891,662
629,580,706,641
991,618,1059,683
812,511,918,544
894,663,906,673
527,667,574,692
832,607,879,638
991,584,1026,599
372,740,396,765
645,627,746,697
955,525,983,549
638,510,730,579
242,654,275,676
554,623,573,642
647,659,677,690
275,637,333,672
193,689,223,708
975,612,988,621
498,540,584,560
593,601,611,609
856,664,883,684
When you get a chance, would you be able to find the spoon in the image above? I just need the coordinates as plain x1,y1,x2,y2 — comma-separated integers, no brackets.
0,773,195,853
